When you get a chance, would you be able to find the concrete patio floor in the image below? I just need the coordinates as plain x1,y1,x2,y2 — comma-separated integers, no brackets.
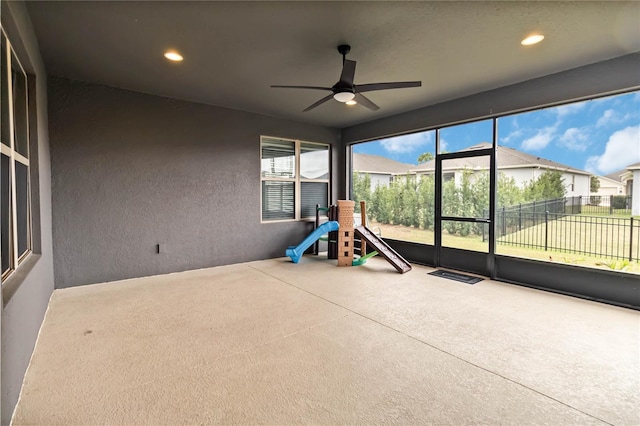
11,256,640,425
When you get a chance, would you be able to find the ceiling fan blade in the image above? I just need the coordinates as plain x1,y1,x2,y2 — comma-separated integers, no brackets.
303,94,334,112
271,85,333,91
355,93,380,111
355,81,422,93
339,60,357,86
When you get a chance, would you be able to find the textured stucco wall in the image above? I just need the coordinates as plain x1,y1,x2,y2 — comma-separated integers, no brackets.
48,77,340,288
1,2,56,424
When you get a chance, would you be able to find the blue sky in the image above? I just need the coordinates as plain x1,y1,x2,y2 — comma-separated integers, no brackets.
353,91,640,176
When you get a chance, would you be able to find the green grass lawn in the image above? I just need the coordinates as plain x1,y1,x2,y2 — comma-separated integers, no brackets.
579,205,633,217
371,219,640,274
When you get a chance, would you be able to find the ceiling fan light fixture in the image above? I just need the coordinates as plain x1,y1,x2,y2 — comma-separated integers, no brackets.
521,34,544,46
164,50,184,61
333,91,355,103
345,100,357,106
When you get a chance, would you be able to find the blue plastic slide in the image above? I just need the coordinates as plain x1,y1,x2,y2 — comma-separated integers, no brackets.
286,221,339,263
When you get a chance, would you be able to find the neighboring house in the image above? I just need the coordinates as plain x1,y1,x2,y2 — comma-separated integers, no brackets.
352,153,415,190
620,162,639,215
589,174,626,206
598,171,626,196
409,143,592,197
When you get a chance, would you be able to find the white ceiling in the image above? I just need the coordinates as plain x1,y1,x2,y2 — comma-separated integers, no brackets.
26,1,640,128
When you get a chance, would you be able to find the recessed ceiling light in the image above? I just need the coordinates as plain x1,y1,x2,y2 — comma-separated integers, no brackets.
345,100,357,106
521,34,544,46
164,51,183,62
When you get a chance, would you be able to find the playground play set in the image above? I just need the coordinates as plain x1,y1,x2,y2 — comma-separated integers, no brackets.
285,200,412,273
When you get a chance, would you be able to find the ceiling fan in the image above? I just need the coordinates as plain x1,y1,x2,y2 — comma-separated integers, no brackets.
271,44,422,112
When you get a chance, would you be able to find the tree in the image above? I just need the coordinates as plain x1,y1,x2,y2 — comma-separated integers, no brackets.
352,172,371,213
417,175,435,230
523,170,566,201
497,173,524,207
417,152,434,164
589,176,602,205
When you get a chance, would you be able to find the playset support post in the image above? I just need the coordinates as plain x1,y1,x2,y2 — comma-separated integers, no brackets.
328,205,338,259
360,200,367,255
337,200,355,267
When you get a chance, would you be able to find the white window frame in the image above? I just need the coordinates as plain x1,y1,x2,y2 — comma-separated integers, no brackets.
1,27,32,282
260,136,330,223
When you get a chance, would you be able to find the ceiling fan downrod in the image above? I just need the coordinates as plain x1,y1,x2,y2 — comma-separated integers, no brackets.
337,44,351,65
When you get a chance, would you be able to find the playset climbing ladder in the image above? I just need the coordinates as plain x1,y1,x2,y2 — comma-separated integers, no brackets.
354,225,412,273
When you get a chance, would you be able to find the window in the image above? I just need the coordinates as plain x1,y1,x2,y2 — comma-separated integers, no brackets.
261,136,330,221
1,28,31,280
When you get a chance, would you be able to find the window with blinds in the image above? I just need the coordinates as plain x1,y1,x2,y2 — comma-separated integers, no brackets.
261,136,330,221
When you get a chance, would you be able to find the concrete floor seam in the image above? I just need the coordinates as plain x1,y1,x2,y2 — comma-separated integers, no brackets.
249,265,613,426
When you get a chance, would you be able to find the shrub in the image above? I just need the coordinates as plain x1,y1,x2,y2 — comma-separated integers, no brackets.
612,195,629,209
589,196,601,206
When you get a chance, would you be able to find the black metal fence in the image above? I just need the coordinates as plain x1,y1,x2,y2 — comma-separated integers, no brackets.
484,198,566,238
478,195,638,261
489,211,639,261
565,195,632,215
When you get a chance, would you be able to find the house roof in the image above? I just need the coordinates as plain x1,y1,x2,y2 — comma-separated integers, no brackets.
409,142,591,175
604,169,626,182
626,162,640,170
606,163,640,182
352,153,414,175
597,175,626,187
24,1,640,128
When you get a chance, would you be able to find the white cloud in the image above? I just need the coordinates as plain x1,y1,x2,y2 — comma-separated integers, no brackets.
584,125,640,174
379,132,433,154
521,125,556,151
596,109,617,127
558,127,589,151
500,129,523,145
555,102,587,117
439,139,448,153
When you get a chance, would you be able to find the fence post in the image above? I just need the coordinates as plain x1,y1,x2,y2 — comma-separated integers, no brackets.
533,200,537,226
630,217,634,262
545,211,549,251
518,203,522,231
502,206,506,237
610,195,613,215
578,195,582,214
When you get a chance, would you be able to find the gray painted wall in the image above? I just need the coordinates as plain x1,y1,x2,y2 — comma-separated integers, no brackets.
343,53,640,144
48,77,340,288
1,2,55,424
